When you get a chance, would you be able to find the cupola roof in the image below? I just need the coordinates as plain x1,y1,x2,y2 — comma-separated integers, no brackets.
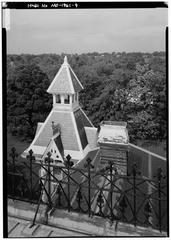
47,56,83,94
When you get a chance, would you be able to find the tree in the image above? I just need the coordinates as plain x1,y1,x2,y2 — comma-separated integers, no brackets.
7,63,52,140
7,52,166,142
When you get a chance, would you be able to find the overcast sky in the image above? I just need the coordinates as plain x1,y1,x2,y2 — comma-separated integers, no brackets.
7,8,167,54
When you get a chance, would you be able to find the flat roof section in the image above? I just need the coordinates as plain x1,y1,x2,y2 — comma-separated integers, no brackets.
98,121,129,145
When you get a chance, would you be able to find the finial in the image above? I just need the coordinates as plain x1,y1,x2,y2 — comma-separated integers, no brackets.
64,56,68,64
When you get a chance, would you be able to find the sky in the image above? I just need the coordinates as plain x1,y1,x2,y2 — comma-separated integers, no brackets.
6,8,168,54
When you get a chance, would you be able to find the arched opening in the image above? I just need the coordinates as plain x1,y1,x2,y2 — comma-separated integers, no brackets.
56,94,61,103
64,94,70,104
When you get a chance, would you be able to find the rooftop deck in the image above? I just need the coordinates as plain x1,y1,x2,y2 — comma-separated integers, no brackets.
8,200,167,237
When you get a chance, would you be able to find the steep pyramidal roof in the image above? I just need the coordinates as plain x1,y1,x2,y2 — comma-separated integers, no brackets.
22,57,97,162
33,108,92,151
47,56,83,94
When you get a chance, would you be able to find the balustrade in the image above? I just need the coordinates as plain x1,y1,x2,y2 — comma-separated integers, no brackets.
7,147,168,233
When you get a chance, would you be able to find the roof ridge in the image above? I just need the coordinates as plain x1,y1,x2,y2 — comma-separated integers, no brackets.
30,110,54,147
68,65,84,89
66,63,75,94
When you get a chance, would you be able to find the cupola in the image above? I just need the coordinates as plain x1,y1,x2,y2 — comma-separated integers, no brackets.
47,56,83,110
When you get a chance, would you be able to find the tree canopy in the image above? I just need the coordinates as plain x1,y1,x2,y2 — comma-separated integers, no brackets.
7,63,52,140
7,52,166,142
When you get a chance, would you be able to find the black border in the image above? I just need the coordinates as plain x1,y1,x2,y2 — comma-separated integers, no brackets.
3,1,169,238
2,1,168,9
166,26,169,237
2,27,8,238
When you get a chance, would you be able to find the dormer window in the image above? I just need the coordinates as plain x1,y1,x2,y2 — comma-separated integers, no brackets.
56,94,61,103
64,94,70,104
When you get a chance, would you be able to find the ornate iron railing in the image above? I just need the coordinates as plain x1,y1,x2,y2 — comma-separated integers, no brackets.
7,148,168,233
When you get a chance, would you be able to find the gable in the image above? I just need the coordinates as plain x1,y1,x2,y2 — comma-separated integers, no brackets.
42,139,64,163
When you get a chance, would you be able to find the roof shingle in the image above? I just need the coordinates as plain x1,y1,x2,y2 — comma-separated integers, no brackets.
34,110,80,151
47,57,83,94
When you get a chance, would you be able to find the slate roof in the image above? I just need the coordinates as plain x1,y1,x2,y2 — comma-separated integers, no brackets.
85,127,98,149
54,134,64,158
29,107,93,153
74,109,88,149
22,108,95,160
47,56,83,94
34,110,80,151
77,109,94,127
35,122,43,136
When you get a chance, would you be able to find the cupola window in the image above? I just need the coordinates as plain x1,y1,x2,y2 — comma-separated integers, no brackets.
64,94,70,104
56,94,61,103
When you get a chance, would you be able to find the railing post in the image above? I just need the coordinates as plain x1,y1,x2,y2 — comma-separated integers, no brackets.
97,190,104,216
45,152,53,208
26,149,35,200
84,158,94,217
65,154,73,212
131,163,140,226
144,200,152,226
133,164,136,226
156,167,164,232
88,161,91,217
57,186,61,206
119,195,127,222
10,147,18,196
76,186,82,211
109,161,114,222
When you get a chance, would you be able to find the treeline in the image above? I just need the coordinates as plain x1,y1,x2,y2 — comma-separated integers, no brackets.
7,52,166,142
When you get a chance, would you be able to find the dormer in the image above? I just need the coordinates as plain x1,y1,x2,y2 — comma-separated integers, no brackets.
47,56,83,110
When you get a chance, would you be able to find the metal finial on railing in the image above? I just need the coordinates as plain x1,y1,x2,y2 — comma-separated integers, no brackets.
26,149,35,200
65,154,73,212
44,151,53,208
28,149,34,157
84,157,94,169
154,167,166,232
65,154,73,168
154,167,166,181
10,147,18,159
84,158,94,217
132,162,141,176
130,162,141,226
9,147,18,196
108,161,115,223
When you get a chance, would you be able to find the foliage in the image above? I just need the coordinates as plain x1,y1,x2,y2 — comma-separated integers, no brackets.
7,52,166,142
7,63,52,140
